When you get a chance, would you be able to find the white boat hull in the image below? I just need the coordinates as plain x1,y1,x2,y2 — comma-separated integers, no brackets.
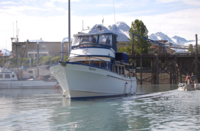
0,80,57,89
50,63,137,99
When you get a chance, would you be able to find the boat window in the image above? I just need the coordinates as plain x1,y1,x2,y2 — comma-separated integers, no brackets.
99,35,112,46
72,36,81,46
72,36,98,46
12,75,15,78
5,74,10,78
0,74,3,78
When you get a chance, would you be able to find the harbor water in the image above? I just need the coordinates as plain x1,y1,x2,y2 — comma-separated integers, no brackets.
1,85,200,131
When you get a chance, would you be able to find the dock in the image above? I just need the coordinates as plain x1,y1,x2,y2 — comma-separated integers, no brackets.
129,53,200,85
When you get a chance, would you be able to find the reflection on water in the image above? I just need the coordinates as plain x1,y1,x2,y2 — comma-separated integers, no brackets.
136,84,178,94
0,85,200,131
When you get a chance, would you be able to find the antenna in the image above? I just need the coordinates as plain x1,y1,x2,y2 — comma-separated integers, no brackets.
13,22,14,37
82,20,84,31
113,0,116,24
102,16,104,26
16,21,18,39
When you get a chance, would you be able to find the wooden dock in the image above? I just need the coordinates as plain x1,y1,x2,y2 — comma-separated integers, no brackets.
129,53,200,85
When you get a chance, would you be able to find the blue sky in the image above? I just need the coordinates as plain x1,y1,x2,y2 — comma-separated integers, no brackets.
0,0,200,50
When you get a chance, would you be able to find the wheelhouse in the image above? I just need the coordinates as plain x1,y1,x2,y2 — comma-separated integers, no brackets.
72,33,118,52
0,72,18,81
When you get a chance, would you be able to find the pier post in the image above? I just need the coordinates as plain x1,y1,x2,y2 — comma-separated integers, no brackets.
132,34,134,55
195,34,198,82
140,54,142,85
170,61,172,84
37,42,39,77
151,58,154,84
175,55,177,84
16,44,18,71
156,54,159,84
180,60,182,83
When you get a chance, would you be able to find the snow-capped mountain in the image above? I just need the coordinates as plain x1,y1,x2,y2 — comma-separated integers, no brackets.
89,22,130,42
89,22,195,45
149,32,196,45
89,24,112,34
115,21,130,38
171,36,188,45
149,32,175,44
0,49,11,56
109,24,129,42
62,37,73,42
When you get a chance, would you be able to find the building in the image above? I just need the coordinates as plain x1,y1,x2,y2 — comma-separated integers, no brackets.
12,41,70,58
148,40,175,54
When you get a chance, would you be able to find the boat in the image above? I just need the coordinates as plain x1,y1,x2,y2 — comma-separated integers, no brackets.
50,30,137,99
0,68,57,89
178,82,200,91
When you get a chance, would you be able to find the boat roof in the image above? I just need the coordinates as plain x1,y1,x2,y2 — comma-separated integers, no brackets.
73,32,118,37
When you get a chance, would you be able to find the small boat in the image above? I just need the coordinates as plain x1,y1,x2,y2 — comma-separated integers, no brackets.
50,29,137,99
178,83,200,91
0,68,57,89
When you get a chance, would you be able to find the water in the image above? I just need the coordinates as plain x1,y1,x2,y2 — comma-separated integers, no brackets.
0,85,200,131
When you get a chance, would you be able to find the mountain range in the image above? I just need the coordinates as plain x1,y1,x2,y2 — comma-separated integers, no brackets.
149,32,195,45
89,21,197,45
89,21,130,42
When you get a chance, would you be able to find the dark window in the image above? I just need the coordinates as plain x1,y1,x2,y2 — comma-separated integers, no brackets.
5,74,10,78
28,70,33,73
12,75,15,78
30,76,33,78
0,74,3,78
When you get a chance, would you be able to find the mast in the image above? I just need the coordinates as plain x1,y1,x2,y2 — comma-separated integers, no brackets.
68,0,71,55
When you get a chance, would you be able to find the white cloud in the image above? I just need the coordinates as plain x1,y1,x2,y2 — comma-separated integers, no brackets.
0,1,16,4
84,3,124,8
156,0,200,6
117,8,200,40
45,1,55,7
0,4,199,50
51,0,81,3
0,5,50,15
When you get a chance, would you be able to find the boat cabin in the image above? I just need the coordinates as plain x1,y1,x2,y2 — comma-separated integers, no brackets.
67,32,135,78
0,69,18,81
71,33,117,51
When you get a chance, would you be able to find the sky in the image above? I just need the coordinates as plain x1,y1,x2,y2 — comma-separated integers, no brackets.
0,0,200,50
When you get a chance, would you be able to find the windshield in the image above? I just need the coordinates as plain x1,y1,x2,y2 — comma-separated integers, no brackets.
72,35,97,46
99,35,112,46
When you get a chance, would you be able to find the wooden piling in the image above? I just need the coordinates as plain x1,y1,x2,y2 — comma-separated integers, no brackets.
195,34,198,82
140,54,142,85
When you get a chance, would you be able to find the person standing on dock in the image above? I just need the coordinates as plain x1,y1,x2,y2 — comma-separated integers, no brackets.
185,74,190,84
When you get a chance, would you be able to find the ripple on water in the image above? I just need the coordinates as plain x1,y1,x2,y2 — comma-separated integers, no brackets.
0,88,200,130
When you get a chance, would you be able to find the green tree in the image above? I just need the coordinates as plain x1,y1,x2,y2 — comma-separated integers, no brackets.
189,44,194,52
118,19,150,55
129,19,150,54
